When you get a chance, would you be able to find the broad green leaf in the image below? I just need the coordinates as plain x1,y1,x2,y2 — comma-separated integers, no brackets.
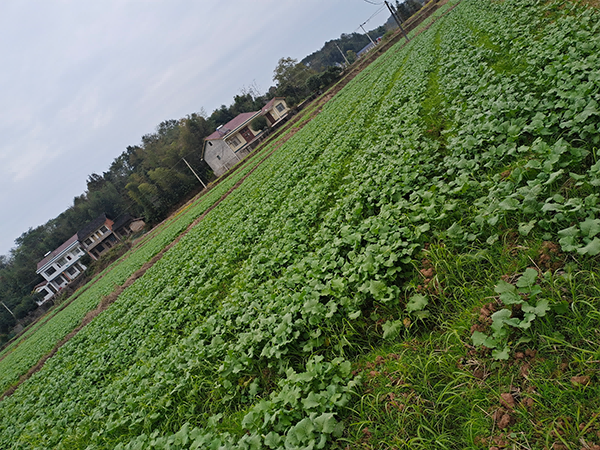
499,197,520,211
577,237,600,256
368,280,387,299
446,222,463,239
516,268,538,288
412,310,431,319
492,346,510,360
471,330,488,346
302,392,322,409
575,99,598,122
472,331,497,348
503,317,522,328
517,313,536,329
314,413,337,434
515,336,532,347
544,169,564,185
264,432,282,448
551,302,569,314
486,234,499,245
558,225,579,238
382,320,403,340
418,223,431,233
406,294,429,313
559,235,579,253
291,417,315,442
348,310,361,320
495,280,521,305
491,308,512,324
580,218,600,239
522,299,550,317
518,220,536,236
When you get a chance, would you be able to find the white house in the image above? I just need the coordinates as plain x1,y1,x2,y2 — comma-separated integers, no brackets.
203,98,290,177
35,234,87,305
34,213,139,305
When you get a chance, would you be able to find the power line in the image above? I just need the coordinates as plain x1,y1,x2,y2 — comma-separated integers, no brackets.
354,4,387,33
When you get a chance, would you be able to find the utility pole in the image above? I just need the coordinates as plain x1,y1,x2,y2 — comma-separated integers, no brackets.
360,24,377,47
182,157,207,189
1,301,16,320
335,43,350,66
384,1,410,43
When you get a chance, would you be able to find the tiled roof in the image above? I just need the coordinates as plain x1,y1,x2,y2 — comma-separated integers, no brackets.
357,42,375,57
260,97,285,114
77,213,109,241
112,213,133,231
36,233,79,272
205,111,258,141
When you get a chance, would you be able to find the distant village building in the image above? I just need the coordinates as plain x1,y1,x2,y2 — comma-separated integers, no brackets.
357,37,382,58
203,98,290,177
34,234,87,305
34,213,141,305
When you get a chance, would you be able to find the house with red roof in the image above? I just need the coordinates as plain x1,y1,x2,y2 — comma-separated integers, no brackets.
202,98,289,177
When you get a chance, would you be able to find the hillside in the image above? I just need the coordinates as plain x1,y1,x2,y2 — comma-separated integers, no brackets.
0,0,599,448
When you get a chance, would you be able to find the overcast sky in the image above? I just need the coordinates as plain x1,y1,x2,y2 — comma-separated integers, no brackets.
0,0,389,256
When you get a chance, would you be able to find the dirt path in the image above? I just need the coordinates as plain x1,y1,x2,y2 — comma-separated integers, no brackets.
1,0,460,401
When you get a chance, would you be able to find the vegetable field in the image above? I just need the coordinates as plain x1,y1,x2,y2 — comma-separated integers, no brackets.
1,0,600,448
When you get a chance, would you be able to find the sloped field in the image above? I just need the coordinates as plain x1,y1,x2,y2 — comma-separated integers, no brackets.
1,0,599,448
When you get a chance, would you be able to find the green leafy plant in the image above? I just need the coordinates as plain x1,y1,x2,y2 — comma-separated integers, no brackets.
472,268,550,360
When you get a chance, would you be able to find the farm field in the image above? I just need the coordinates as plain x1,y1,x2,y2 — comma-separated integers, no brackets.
0,130,282,395
1,0,600,448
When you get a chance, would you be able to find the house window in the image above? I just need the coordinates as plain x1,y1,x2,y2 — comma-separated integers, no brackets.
276,103,286,113
45,267,57,277
84,238,93,246
66,255,72,261
67,267,77,276
229,136,241,147
99,225,109,234
57,257,67,267
53,274,67,286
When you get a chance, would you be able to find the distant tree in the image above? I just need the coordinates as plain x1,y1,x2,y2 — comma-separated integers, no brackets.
86,173,106,192
0,312,15,334
306,74,322,93
306,66,343,93
346,50,357,64
393,0,424,22
251,115,268,132
13,296,36,320
210,105,236,128
273,57,314,104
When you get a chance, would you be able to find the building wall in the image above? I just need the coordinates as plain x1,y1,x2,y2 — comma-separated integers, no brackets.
81,219,118,260
225,130,249,151
39,245,86,283
204,139,241,177
36,245,87,305
269,100,289,121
